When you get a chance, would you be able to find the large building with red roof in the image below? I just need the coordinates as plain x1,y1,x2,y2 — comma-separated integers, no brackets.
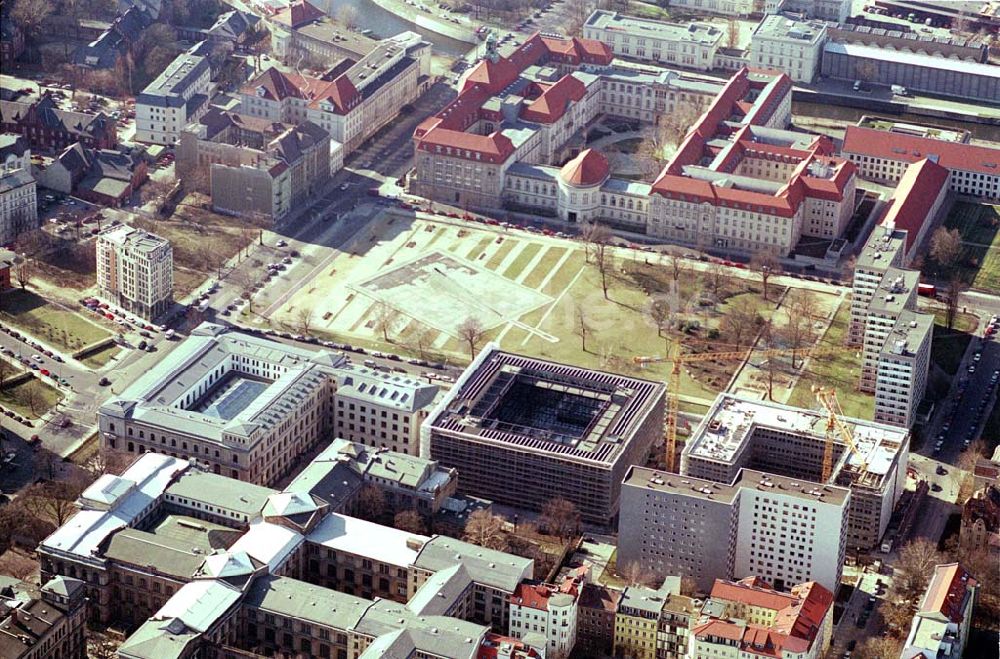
842,120,1000,201
412,40,857,257
902,563,979,659
690,577,834,659
241,31,430,153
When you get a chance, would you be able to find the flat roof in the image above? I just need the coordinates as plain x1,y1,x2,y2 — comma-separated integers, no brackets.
413,536,533,593
243,574,369,630
685,393,908,479
857,225,907,270
307,513,429,567
427,344,664,467
824,41,1000,78
753,13,828,44
104,515,232,579
625,465,852,507
869,266,919,315
586,9,723,46
882,310,933,357
41,454,190,561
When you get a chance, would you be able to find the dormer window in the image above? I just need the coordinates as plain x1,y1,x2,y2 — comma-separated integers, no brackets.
255,86,266,98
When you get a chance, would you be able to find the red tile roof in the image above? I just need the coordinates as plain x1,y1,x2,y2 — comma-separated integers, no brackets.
478,634,541,659
309,75,361,114
711,579,798,613
843,125,1000,176
272,0,325,29
244,68,310,102
694,619,744,641
416,129,515,164
560,149,609,187
521,75,586,124
879,158,950,253
919,563,977,623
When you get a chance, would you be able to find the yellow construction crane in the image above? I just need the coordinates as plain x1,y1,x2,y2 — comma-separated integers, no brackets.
635,342,854,472
813,386,868,483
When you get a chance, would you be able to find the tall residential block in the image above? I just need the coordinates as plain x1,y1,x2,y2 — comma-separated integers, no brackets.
95,224,173,320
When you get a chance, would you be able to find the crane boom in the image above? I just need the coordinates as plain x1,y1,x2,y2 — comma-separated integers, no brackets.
657,342,854,472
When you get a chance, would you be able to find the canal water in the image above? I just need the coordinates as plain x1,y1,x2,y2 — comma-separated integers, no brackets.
793,101,1000,143
323,0,473,56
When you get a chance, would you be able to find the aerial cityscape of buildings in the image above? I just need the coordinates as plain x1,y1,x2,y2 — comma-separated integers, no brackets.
0,0,998,657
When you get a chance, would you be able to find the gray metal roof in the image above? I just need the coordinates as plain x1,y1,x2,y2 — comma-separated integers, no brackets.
412,536,533,593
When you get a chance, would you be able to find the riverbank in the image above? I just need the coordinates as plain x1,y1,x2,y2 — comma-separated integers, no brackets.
375,0,478,44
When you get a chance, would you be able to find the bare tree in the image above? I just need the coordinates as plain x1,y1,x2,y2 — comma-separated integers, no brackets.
87,637,120,659
13,258,32,289
726,17,740,49
895,538,945,602
618,560,657,588
373,302,397,342
23,379,42,416
463,509,508,551
581,221,612,264
929,227,963,275
0,549,36,580
457,317,486,360
337,5,360,30
414,326,435,359
721,296,761,351
295,306,314,336
540,497,581,542
750,250,781,301
233,270,257,313
10,0,54,43
356,484,387,523
943,276,966,330
679,575,697,597
85,449,134,477
855,637,903,659
20,481,82,527
855,59,879,83
0,357,10,391
664,251,684,282
649,298,672,342
703,261,727,300
781,290,817,368
575,305,592,353
393,510,427,535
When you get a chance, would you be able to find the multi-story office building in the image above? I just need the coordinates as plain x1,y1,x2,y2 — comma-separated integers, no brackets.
423,344,665,525
875,310,932,428
690,577,834,659
0,576,88,659
860,267,919,392
842,120,999,201
619,465,850,594
95,224,173,320
177,109,336,223
821,40,1000,104
135,43,214,145
241,31,431,154
508,568,586,657
98,323,438,486
0,133,36,246
413,43,857,257
902,563,979,659
680,394,910,552
40,451,537,659
750,13,829,83
583,10,724,71
849,225,908,345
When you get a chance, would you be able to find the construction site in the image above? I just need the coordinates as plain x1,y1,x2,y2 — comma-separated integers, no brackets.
680,393,911,551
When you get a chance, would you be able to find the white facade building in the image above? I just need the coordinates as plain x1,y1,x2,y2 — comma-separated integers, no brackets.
750,13,829,83
583,10,723,71
0,134,37,246
875,311,932,428
96,224,173,320
667,0,756,17
509,570,585,657
901,563,978,659
135,44,214,145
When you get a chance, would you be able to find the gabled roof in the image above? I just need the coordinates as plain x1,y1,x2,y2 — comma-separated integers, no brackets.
843,124,1000,176
272,0,325,29
918,563,977,624
521,75,586,124
879,158,950,253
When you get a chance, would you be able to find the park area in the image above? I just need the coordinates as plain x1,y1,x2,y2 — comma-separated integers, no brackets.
930,202,1000,291
130,193,263,296
267,211,844,409
0,289,110,353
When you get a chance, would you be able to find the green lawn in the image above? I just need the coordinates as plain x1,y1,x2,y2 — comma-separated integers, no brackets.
502,243,542,280
0,289,110,352
0,377,63,419
787,300,872,419
485,238,517,270
79,343,122,369
931,202,1000,291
